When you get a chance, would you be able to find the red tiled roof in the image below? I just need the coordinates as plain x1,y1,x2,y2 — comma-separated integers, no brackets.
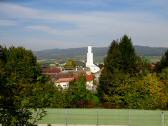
86,74,94,81
56,77,74,83
42,67,61,74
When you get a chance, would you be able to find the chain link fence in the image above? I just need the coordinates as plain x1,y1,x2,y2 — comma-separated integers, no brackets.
38,109,168,126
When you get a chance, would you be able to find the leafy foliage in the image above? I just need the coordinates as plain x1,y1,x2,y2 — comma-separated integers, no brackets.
64,59,77,69
0,46,47,125
98,35,141,104
66,76,99,108
157,50,168,72
98,35,168,109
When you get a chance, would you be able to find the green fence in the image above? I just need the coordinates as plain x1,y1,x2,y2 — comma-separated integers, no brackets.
38,109,168,126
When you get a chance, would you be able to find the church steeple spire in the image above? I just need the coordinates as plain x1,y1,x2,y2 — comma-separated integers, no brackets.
86,46,100,73
86,46,94,67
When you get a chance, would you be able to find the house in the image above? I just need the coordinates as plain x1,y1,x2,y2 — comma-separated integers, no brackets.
53,69,88,90
55,77,74,89
54,71,74,80
86,71,94,91
148,63,157,72
42,67,61,75
42,67,62,79
86,74,94,90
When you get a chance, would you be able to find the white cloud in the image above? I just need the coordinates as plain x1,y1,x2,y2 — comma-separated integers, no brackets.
0,19,17,26
0,2,40,19
0,2,168,49
0,2,162,22
26,25,60,34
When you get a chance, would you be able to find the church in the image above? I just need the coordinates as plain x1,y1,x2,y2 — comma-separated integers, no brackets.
85,46,101,91
86,46,100,73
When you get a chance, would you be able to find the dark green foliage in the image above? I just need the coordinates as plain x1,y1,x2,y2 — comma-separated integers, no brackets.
64,59,77,69
101,35,143,77
157,50,168,72
98,35,151,108
158,67,168,80
98,40,122,100
0,46,47,125
66,76,99,108
97,35,168,109
105,40,121,74
68,76,87,107
0,46,2,57
18,82,57,108
119,35,140,74
4,46,41,83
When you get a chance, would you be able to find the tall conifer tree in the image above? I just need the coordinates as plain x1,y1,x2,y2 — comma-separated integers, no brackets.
98,35,141,107
119,35,139,74
98,40,121,102
157,50,168,72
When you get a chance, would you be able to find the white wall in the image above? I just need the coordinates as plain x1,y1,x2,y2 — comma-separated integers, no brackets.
86,81,94,90
55,82,69,89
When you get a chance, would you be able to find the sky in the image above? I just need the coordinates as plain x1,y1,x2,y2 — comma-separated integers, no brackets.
0,0,168,51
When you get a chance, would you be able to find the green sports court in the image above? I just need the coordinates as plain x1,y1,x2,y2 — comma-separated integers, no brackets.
37,109,168,126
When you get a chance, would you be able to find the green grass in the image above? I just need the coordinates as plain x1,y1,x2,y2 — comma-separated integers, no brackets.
143,56,161,63
38,109,168,126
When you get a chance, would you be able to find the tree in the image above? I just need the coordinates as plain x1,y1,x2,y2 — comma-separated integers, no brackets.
98,35,147,108
157,50,168,72
66,76,99,108
158,67,168,80
0,46,46,125
137,74,167,109
119,35,141,74
104,40,121,74
4,46,41,84
0,46,2,54
98,40,122,102
64,59,77,69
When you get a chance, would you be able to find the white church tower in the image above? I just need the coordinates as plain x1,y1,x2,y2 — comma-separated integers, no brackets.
86,46,100,73
86,46,94,67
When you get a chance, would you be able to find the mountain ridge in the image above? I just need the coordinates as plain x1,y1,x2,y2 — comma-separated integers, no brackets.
34,45,168,62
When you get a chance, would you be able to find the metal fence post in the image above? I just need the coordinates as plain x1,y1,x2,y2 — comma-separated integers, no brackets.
128,110,131,126
97,110,99,126
161,111,164,126
65,109,68,126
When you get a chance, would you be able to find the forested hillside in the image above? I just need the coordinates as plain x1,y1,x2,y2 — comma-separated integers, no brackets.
35,46,168,60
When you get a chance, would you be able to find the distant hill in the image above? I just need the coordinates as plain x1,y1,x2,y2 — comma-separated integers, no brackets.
134,46,167,56
34,46,168,63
